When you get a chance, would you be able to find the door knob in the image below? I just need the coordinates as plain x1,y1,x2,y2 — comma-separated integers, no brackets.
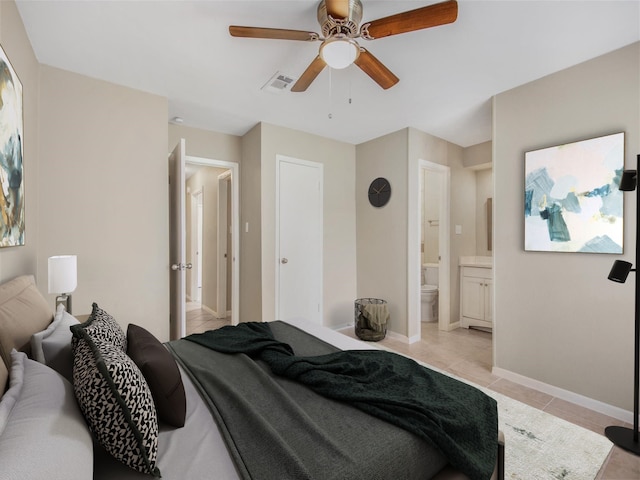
171,263,192,271
281,258,288,264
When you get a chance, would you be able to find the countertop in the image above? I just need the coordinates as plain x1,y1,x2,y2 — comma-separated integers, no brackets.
459,256,493,267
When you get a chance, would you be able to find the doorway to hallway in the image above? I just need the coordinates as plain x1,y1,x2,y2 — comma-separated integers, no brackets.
168,139,239,339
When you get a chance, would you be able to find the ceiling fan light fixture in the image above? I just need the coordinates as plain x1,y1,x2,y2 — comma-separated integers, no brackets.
320,37,360,69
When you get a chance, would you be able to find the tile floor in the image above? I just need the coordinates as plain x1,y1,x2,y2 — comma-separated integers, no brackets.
186,302,230,334
185,306,640,478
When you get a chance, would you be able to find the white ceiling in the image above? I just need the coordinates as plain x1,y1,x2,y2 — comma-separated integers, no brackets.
15,0,640,148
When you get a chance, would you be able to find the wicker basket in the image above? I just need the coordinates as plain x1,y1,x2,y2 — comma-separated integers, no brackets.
354,298,388,342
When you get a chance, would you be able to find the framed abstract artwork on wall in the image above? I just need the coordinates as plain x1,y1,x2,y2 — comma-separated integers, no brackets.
0,43,24,247
524,132,624,253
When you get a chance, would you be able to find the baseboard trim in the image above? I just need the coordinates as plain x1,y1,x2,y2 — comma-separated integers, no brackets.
443,320,460,332
386,330,411,343
200,304,224,319
334,323,353,332
334,324,414,344
492,366,633,424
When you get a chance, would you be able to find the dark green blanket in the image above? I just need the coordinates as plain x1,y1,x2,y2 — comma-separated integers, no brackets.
186,322,498,480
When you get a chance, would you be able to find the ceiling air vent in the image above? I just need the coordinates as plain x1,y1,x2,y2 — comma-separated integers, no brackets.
261,72,297,94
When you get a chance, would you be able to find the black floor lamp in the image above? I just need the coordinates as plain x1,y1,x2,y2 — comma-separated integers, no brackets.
607,154,640,455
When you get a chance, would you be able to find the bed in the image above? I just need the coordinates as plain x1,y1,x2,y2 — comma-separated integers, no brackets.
0,275,504,480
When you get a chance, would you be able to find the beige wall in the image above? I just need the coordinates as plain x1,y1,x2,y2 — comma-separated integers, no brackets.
168,124,241,162
463,140,492,169
258,123,357,329
37,65,169,340
357,130,409,335
240,124,262,323
494,42,640,411
356,128,479,338
1,2,170,344
0,1,40,285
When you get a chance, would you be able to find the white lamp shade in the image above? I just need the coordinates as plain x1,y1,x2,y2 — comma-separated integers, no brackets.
48,255,77,294
320,38,360,69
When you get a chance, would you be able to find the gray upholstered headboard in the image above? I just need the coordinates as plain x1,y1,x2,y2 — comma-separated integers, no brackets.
0,275,53,394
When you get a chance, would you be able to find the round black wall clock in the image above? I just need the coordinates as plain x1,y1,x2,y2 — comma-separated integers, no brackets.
368,177,391,208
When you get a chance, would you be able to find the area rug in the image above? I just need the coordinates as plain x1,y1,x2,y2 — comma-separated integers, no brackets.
484,388,612,479
380,346,614,479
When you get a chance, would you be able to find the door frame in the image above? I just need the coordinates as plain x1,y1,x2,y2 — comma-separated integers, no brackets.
274,154,323,324
190,188,203,304
423,161,452,332
186,155,240,326
217,170,231,318
408,159,451,342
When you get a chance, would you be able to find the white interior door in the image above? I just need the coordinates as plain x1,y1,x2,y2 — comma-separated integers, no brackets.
169,139,187,340
276,156,323,324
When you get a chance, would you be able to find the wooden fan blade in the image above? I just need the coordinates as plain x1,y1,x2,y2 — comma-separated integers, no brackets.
354,48,399,90
229,25,319,42
291,56,327,92
362,0,458,40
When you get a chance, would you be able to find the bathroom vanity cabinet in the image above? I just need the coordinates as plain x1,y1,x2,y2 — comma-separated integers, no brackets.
459,257,493,329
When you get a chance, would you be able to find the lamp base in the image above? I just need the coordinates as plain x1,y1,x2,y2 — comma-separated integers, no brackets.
55,294,72,315
605,426,640,455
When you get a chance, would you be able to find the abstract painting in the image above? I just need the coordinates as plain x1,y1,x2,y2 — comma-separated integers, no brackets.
525,132,624,253
0,44,24,247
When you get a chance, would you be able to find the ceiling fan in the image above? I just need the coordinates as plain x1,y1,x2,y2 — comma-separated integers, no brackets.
229,0,458,92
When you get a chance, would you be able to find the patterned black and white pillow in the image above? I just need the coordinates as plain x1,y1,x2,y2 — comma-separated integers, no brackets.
72,331,160,476
71,303,127,352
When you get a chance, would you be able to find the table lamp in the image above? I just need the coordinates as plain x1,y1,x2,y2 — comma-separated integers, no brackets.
48,255,77,314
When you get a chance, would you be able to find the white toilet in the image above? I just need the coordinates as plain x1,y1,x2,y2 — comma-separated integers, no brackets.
421,264,439,322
